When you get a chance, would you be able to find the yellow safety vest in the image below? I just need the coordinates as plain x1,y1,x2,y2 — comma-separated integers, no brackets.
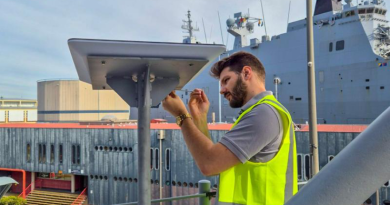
218,95,298,205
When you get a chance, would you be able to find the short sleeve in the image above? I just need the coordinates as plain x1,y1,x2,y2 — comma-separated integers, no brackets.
219,104,282,163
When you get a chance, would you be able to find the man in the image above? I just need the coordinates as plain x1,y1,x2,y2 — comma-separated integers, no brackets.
162,51,297,205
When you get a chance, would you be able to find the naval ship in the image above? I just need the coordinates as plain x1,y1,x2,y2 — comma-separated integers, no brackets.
136,0,390,125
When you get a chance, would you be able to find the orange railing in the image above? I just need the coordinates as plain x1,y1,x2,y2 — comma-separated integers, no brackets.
71,187,88,205
18,183,32,198
0,168,26,198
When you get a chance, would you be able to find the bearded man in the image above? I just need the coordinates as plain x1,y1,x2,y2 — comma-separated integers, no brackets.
162,51,297,205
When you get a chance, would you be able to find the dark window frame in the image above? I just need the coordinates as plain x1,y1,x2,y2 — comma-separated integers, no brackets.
76,145,81,165
27,143,31,163
42,144,46,163
155,148,159,170
329,42,333,52
304,154,311,180
165,148,171,171
50,144,55,164
59,144,63,164
38,144,42,163
297,154,302,181
336,40,345,51
72,145,76,164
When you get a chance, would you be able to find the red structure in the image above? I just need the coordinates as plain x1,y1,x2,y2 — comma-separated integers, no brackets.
0,168,26,198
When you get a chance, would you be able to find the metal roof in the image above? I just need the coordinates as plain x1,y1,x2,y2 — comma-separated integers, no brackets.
0,177,17,186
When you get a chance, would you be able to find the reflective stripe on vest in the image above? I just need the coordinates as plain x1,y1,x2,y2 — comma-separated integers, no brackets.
218,95,298,205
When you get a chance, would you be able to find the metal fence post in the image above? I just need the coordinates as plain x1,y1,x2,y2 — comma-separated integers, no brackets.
198,180,211,205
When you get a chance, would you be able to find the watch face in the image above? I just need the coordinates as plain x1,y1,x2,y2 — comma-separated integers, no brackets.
176,116,182,126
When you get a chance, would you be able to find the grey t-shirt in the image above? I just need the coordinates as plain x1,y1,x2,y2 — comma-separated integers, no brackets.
219,91,283,163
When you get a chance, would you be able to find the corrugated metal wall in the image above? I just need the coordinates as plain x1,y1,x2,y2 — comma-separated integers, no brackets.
0,127,387,205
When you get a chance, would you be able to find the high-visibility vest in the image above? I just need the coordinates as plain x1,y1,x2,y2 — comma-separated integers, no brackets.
218,95,298,205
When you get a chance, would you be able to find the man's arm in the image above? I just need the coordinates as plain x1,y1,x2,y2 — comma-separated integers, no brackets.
180,117,240,176
162,90,239,176
192,116,211,139
188,89,211,139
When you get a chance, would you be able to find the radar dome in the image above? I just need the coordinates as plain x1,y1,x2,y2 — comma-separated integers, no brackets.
226,18,235,28
246,22,254,31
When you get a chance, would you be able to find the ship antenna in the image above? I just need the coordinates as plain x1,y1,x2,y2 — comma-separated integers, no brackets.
218,11,225,45
187,11,193,38
260,0,268,36
287,0,291,31
202,18,208,43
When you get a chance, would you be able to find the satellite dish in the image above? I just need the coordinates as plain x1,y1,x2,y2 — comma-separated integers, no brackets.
246,22,254,31
226,18,235,28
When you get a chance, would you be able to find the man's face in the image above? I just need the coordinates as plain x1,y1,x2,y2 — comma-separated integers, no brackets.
219,67,248,108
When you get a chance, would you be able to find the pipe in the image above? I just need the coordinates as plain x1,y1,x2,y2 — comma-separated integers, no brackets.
159,136,163,205
0,168,26,198
285,106,390,205
306,0,319,176
137,67,151,205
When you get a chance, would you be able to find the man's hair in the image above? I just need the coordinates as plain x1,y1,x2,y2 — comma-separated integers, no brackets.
210,51,266,82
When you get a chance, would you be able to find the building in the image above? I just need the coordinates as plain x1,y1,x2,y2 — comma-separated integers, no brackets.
37,80,130,122
0,98,38,123
0,123,388,205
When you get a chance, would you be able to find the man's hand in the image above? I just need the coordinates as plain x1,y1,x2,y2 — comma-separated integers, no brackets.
188,89,210,121
162,91,188,117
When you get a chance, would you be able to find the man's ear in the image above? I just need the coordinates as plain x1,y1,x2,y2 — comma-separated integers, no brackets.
242,66,252,80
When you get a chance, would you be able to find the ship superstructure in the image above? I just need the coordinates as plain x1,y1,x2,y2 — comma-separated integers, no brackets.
147,0,390,124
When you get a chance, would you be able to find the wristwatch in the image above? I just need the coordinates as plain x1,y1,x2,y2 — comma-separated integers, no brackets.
176,113,192,127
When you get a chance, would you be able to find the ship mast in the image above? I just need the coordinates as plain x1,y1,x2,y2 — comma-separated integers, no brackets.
182,10,199,44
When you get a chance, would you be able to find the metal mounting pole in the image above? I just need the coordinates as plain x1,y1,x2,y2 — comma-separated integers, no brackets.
306,0,319,176
137,66,151,205
285,106,390,205
199,180,211,205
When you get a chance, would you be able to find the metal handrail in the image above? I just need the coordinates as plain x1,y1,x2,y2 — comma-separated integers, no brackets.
18,183,32,198
114,180,214,205
71,187,88,205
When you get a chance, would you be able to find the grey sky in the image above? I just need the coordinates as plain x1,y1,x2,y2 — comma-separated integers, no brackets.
0,0,387,99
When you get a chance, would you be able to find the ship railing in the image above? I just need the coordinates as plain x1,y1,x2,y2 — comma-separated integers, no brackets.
114,180,216,205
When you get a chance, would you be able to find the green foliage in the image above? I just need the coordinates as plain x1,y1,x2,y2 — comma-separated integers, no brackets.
0,196,26,205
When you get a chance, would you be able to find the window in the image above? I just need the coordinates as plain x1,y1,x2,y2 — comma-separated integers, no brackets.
383,10,387,15
329,42,333,52
155,148,159,170
367,8,374,14
42,144,46,163
50,144,54,164
27,144,31,162
328,155,335,162
295,98,302,101
375,8,380,14
345,10,355,17
336,40,345,51
76,145,81,165
72,145,76,164
358,9,366,14
59,144,63,164
71,144,81,165
304,154,311,180
297,154,303,181
38,144,42,163
165,149,171,171
150,148,154,170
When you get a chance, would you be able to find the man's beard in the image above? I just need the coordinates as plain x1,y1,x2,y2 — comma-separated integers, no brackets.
227,75,247,108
